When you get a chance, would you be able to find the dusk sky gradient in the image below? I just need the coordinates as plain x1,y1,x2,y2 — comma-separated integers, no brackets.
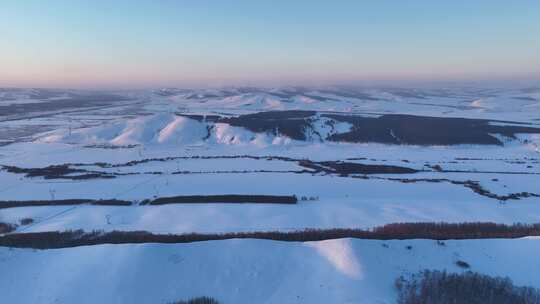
1,0,539,88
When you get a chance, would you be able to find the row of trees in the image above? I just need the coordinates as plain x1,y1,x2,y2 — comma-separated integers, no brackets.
0,223,15,234
395,270,540,304
170,297,219,304
0,199,132,209
146,195,297,205
2,222,540,249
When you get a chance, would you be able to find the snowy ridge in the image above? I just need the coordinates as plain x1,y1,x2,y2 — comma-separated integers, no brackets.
1,238,539,304
39,113,297,147
35,110,540,148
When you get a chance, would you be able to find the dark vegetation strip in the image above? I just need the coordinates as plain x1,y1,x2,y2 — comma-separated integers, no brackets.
0,223,16,234
91,155,301,168
169,297,219,304
1,156,419,180
303,160,419,174
0,195,296,209
0,199,132,209
451,180,540,201
81,154,538,174
182,110,540,145
169,169,311,175
373,176,540,201
102,155,419,175
1,164,117,180
143,195,297,205
3,159,537,182
2,222,540,249
395,270,540,304
323,113,540,146
218,110,316,140
1,158,537,201
2,155,537,201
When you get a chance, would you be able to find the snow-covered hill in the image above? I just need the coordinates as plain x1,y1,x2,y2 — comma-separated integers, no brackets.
1,238,539,304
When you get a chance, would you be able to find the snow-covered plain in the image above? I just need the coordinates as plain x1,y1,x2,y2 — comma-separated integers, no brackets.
1,86,540,303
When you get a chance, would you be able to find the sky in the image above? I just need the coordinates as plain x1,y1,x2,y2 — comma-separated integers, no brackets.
1,0,539,88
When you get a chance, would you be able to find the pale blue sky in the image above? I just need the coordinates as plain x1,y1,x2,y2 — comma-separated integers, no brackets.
1,0,539,88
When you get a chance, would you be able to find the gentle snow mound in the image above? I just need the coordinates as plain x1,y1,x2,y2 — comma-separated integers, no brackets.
38,114,209,147
37,114,294,148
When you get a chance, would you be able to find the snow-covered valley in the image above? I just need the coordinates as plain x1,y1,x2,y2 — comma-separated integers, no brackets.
1,86,540,303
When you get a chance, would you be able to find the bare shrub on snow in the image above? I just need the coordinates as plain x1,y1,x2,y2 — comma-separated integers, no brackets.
0,223,16,234
395,270,540,304
169,296,219,304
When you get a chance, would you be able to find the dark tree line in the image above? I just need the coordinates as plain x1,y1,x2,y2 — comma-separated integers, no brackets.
170,297,219,304
2,222,540,249
145,194,297,205
0,199,132,209
395,270,540,304
0,223,16,234
0,195,297,209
